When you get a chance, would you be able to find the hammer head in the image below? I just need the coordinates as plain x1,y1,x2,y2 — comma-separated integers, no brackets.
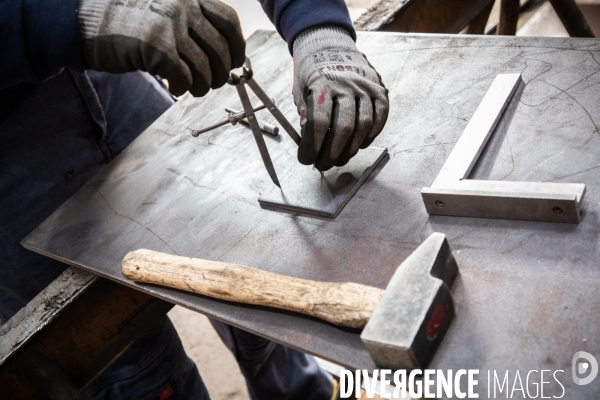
360,232,458,370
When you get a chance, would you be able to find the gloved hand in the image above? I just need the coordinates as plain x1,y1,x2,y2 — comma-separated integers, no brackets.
292,26,389,171
78,0,245,97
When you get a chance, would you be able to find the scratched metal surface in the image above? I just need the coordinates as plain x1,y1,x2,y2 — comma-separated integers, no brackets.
24,31,600,395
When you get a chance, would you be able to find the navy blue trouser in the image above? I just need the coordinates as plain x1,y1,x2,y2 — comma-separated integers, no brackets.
0,69,332,400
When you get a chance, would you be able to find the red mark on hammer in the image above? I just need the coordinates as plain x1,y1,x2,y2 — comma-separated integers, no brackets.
317,85,330,105
159,386,174,399
427,303,446,341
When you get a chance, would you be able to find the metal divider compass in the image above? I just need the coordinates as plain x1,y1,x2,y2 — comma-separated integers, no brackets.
191,57,302,188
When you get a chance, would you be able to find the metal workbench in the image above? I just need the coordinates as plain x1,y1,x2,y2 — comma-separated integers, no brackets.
24,31,600,396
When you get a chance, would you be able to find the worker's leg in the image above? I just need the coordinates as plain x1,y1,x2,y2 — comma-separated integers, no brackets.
88,316,210,400
210,320,335,400
0,70,174,322
0,70,207,399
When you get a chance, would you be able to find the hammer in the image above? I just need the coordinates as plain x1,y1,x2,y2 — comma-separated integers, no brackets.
121,232,458,369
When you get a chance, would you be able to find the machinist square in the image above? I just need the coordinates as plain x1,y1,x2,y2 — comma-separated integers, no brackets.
258,147,388,218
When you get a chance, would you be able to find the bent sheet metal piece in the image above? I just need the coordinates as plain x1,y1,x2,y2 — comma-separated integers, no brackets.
259,147,388,218
421,73,586,223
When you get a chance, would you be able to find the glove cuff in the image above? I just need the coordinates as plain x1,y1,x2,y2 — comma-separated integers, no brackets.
78,0,106,67
292,26,356,58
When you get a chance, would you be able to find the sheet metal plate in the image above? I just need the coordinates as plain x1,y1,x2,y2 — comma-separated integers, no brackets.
259,147,388,217
23,31,600,396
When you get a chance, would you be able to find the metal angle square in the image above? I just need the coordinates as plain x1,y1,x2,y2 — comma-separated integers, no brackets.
258,147,388,218
421,73,586,223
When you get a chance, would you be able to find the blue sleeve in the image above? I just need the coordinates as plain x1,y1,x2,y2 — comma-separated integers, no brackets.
258,0,356,54
0,0,86,90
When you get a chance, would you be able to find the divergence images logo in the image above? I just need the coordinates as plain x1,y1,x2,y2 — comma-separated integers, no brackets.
572,351,598,386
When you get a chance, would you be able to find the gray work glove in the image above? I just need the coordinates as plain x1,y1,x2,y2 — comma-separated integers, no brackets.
293,26,389,171
78,0,245,97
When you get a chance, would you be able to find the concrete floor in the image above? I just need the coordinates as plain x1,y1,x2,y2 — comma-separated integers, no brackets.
169,307,250,400
168,2,571,399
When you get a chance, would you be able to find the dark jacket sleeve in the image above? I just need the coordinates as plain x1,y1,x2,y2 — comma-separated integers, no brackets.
258,0,356,53
0,0,86,90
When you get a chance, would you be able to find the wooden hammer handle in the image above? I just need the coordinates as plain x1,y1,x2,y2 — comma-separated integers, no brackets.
122,249,384,329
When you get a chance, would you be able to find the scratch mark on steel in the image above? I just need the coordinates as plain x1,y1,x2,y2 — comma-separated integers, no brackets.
540,59,590,82
523,58,553,83
389,141,457,154
521,151,565,182
543,165,600,182
543,81,599,137
94,187,179,255
214,224,260,261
